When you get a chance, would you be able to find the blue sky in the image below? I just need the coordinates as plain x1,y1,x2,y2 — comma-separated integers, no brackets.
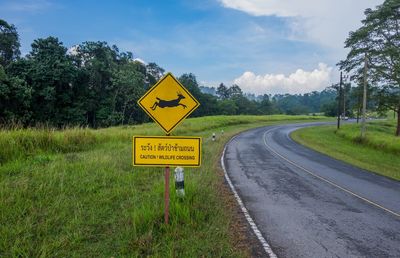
0,0,382,94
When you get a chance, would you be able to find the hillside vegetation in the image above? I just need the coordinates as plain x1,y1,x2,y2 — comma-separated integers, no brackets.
0,115,327,257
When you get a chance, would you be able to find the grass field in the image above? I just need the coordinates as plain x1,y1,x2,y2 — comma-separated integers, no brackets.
291,120,400,181
0,115,328,257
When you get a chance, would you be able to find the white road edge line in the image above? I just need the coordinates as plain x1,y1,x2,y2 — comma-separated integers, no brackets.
263,128,400,218
221,135,278,258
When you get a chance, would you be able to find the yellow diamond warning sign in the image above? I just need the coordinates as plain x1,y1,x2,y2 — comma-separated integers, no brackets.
138,73,200,134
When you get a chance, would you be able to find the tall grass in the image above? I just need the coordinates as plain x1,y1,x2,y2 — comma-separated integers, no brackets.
0,115,326,165
0,128,97,164
0,115,329,257
334,120,400,155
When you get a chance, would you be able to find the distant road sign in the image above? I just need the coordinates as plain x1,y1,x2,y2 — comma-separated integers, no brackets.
133,136,201,167
138,73,200,134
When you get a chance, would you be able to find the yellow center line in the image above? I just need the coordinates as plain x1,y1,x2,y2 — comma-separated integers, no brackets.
263,129,400,219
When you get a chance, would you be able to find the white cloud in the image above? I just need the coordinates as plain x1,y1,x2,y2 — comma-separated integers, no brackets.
219,0,382,49
219,0,304,17
233,63,333,94
133,58,146,64
1,0,56,13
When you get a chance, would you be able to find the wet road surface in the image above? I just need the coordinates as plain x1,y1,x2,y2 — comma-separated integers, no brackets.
223,122,400,258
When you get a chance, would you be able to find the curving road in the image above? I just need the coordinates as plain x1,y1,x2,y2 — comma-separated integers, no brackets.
223,122,400,258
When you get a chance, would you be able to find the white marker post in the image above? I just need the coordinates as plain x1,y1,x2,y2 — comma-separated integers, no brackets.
174,167,185,197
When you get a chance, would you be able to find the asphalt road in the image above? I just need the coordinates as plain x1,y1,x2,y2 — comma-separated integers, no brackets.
224,122,400,258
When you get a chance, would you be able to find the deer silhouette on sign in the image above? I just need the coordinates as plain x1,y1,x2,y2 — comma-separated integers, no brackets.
150,92,187,111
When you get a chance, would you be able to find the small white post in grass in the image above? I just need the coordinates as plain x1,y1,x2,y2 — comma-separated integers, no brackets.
221,129,224,135
174,167,185,197
212,132,216,141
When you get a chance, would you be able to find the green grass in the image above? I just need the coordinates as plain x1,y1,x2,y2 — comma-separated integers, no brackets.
291,120,400,181
0,128,97,164
0,115,328,257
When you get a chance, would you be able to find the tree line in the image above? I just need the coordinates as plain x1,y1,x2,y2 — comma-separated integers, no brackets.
1,0,399,133
0,18,340,128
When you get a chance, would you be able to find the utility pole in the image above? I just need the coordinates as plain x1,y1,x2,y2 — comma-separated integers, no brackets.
337,72,343,130
343,79,346,119
361,53,368,138
356,88,361,123
343,91,345,119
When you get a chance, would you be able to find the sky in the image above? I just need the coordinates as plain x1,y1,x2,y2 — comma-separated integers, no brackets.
0,0,382,94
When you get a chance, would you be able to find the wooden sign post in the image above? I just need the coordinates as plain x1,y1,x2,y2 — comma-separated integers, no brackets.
134,73,201,224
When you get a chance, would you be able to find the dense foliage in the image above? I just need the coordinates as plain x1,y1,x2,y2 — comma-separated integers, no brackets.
339,0,400,135
0,18,378,128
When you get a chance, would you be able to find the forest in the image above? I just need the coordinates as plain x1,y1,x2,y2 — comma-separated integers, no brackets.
0,18,389,128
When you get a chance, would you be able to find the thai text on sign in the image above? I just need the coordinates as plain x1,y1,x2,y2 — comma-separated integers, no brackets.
133,136,201,167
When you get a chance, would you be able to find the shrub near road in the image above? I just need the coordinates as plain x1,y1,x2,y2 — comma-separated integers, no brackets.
0,115,328,257
292,120,400,181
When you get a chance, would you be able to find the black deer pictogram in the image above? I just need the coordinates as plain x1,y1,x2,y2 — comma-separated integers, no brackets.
150,92,187,110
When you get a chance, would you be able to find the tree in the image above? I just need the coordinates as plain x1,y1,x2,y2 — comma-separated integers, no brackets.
111,61,146,124
274,94,310,115
216,83,229,100
376,85,400,119
0,64,5,81
228,84,243,98
226,84,259,114
233,95,250,114
146,62,164,87
321,101,337,117
348,80,377,122
194,93,219,116
218,99,238,115
178,73,207,117
76,41,118,127
178,73,201,96
0,19,20,67
26,37,78,126
339,0,400,135
259,94,274,115
0,64,32,124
